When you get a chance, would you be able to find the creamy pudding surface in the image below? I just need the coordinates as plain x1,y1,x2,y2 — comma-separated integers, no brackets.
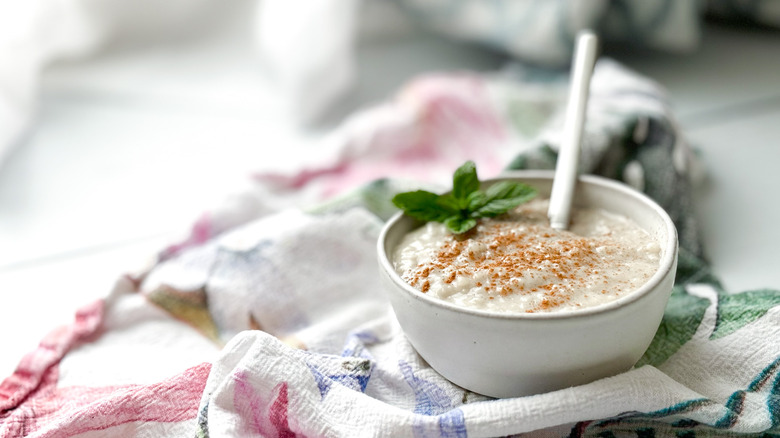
393,198,661,313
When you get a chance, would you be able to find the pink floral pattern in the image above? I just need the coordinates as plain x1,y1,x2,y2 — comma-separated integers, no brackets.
233,371,299,438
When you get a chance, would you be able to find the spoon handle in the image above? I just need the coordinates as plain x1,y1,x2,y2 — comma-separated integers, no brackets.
548,31,598,230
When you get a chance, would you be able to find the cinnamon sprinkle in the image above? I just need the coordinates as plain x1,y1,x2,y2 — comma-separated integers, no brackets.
408,221,610,310
394,198,660,313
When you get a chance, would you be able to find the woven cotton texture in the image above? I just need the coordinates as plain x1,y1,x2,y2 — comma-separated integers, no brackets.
2,60,779,437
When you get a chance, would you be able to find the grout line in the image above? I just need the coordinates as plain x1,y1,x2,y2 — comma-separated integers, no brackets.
678,95,780,130
0,232,175,272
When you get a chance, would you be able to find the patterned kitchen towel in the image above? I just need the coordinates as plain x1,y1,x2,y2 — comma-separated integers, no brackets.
184,210,780,437
394,0,780,67
2,59,779,437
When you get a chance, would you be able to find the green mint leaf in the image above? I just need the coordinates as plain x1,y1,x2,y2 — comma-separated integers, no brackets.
484,180,537,202
391,161,537,235
466,191,488,212
475,181,537,217
436,194,465,212
438,191,485,212
392,191,453,222
445,216,477,234
452,161,479,201
475,198,530,217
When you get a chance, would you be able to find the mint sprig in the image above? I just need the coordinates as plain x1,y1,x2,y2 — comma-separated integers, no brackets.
392,161,537,234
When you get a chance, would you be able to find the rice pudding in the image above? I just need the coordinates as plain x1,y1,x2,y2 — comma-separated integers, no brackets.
393,198,661,313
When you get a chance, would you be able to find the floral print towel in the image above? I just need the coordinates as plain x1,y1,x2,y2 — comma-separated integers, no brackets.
2,59,779,437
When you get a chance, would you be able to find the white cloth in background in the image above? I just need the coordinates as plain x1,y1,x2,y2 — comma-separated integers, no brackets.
3,0,778,169
0,0,237,164
0,0,101,164
257,0,360,125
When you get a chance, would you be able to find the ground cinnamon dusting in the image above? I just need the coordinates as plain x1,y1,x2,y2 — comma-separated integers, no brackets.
393,198,660,314
407,222,610,311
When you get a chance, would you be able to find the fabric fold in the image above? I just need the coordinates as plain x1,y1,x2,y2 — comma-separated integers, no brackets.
2,56,779,437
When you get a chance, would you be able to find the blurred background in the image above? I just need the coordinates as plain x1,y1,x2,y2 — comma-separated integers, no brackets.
1,0,779,377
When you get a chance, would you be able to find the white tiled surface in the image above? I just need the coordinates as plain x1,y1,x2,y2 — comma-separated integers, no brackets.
1,19,779,378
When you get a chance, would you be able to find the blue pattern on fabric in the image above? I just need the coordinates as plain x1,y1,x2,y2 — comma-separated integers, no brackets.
399,360,453,415
306,356,373,400
594,398,711,428
714,355,780,428
438,408,467,438
399,360,468,438
714,390,745,429
341,330,379,360
195,399,210,438
581,357,780,435
410,409,468,438
307,363,333,399
748,355,780,391
769,364,780,428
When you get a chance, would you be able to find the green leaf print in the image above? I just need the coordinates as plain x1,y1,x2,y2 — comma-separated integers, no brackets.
505,144,558,171
674,247,722,289
147,285,221,344
711,289,780,340
507,99,555,138
636,286,710,367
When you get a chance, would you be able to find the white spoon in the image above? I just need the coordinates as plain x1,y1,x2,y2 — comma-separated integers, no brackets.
548,31,598,231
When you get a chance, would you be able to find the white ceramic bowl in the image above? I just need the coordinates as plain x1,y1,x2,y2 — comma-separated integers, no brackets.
378,170,678,398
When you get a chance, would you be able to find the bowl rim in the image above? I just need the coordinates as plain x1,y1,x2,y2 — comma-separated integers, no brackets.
377,170,679,321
